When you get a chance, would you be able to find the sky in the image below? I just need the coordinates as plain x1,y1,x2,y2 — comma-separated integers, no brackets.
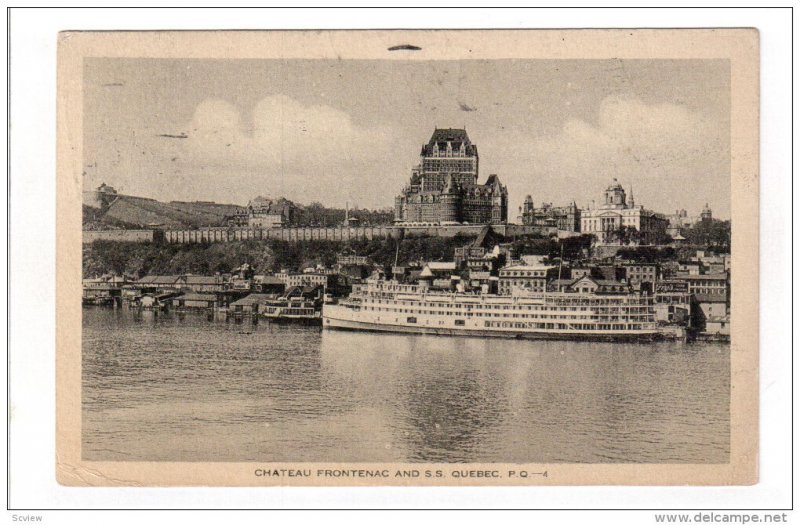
83,58,731,219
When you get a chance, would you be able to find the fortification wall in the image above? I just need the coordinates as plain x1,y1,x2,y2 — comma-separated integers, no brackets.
163,226,402,244
85,224,549,245
83,229,157,244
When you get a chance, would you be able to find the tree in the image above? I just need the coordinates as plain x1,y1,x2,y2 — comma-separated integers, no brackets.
682,219,731,252
612,225,641,245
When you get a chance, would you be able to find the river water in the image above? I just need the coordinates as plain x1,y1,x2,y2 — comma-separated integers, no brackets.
82,308,730,463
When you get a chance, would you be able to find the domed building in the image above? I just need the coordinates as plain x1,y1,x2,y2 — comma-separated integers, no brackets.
580,179,668,244
700,203,713,222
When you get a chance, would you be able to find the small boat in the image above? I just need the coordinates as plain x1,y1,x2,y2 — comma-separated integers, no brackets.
262,297,322,326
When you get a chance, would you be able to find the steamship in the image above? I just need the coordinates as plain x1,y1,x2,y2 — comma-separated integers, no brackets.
323,280,661,341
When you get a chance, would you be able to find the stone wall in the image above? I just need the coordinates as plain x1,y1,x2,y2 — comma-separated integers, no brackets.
83,229,158,244
163,226,402,244
84,224,547,245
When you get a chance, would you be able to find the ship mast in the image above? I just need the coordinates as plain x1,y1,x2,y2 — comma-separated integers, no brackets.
393,238,400,282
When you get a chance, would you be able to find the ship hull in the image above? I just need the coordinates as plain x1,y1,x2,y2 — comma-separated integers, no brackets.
323,307,661,342
264,316,322,326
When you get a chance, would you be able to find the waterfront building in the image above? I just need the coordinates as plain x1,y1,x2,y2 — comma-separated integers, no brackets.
592,264,627,283
704,315,730,336
394,128,508,225
677,273,729,303
498,263,558,295
230,277,252,291
184,275,227,293
453,225,506,271
654,279,692,325
252,275,286,294
547,275,632,295
229,293,278,316
518,196,581,232
82,273,132,306
133,275,186,293
565,262,655,291
274,271,333,290
580,180,668,244
675,272,729,330
619,262,660,289
569,266,592,280
284,284,325,301
466,270,496,292
172,293,218,310
417,261,459,290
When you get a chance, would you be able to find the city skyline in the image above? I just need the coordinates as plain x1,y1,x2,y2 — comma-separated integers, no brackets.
83,58,731,219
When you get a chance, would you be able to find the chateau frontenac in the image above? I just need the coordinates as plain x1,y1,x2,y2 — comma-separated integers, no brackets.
394,128,508,225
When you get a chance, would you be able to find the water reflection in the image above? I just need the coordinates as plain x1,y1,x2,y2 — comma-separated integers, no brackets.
82,308,729,463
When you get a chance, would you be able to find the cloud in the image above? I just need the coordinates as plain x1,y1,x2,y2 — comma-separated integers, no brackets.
84,93,729,218
483,96,729,216
161,95,400,206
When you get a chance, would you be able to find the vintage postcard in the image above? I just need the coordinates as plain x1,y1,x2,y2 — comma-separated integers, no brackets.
56,29,759,486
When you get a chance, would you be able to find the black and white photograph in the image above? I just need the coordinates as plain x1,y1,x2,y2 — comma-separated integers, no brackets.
53,28,759,487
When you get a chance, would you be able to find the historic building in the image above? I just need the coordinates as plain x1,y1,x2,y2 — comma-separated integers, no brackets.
580,179,668,244
227,196,294,228
83,182,119,210
700,203,713,222
518,195,581,232
394,128,508,225
665,203,713,238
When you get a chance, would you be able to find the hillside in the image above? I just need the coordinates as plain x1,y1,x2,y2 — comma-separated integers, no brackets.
83,235,476,278
97,195,243,228
82,192,394,230
167,200,244,222
83,205,141,231
84,195,245,230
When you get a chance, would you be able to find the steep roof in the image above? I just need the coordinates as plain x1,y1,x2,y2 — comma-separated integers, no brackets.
137,275,181,285
175,293,217,302
253,275,285,285
426,262,457,271
484,174,502,188
229,293,278,306
549,278,578,289
185,275,222,285
421,128,477,156
472,225,505,249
